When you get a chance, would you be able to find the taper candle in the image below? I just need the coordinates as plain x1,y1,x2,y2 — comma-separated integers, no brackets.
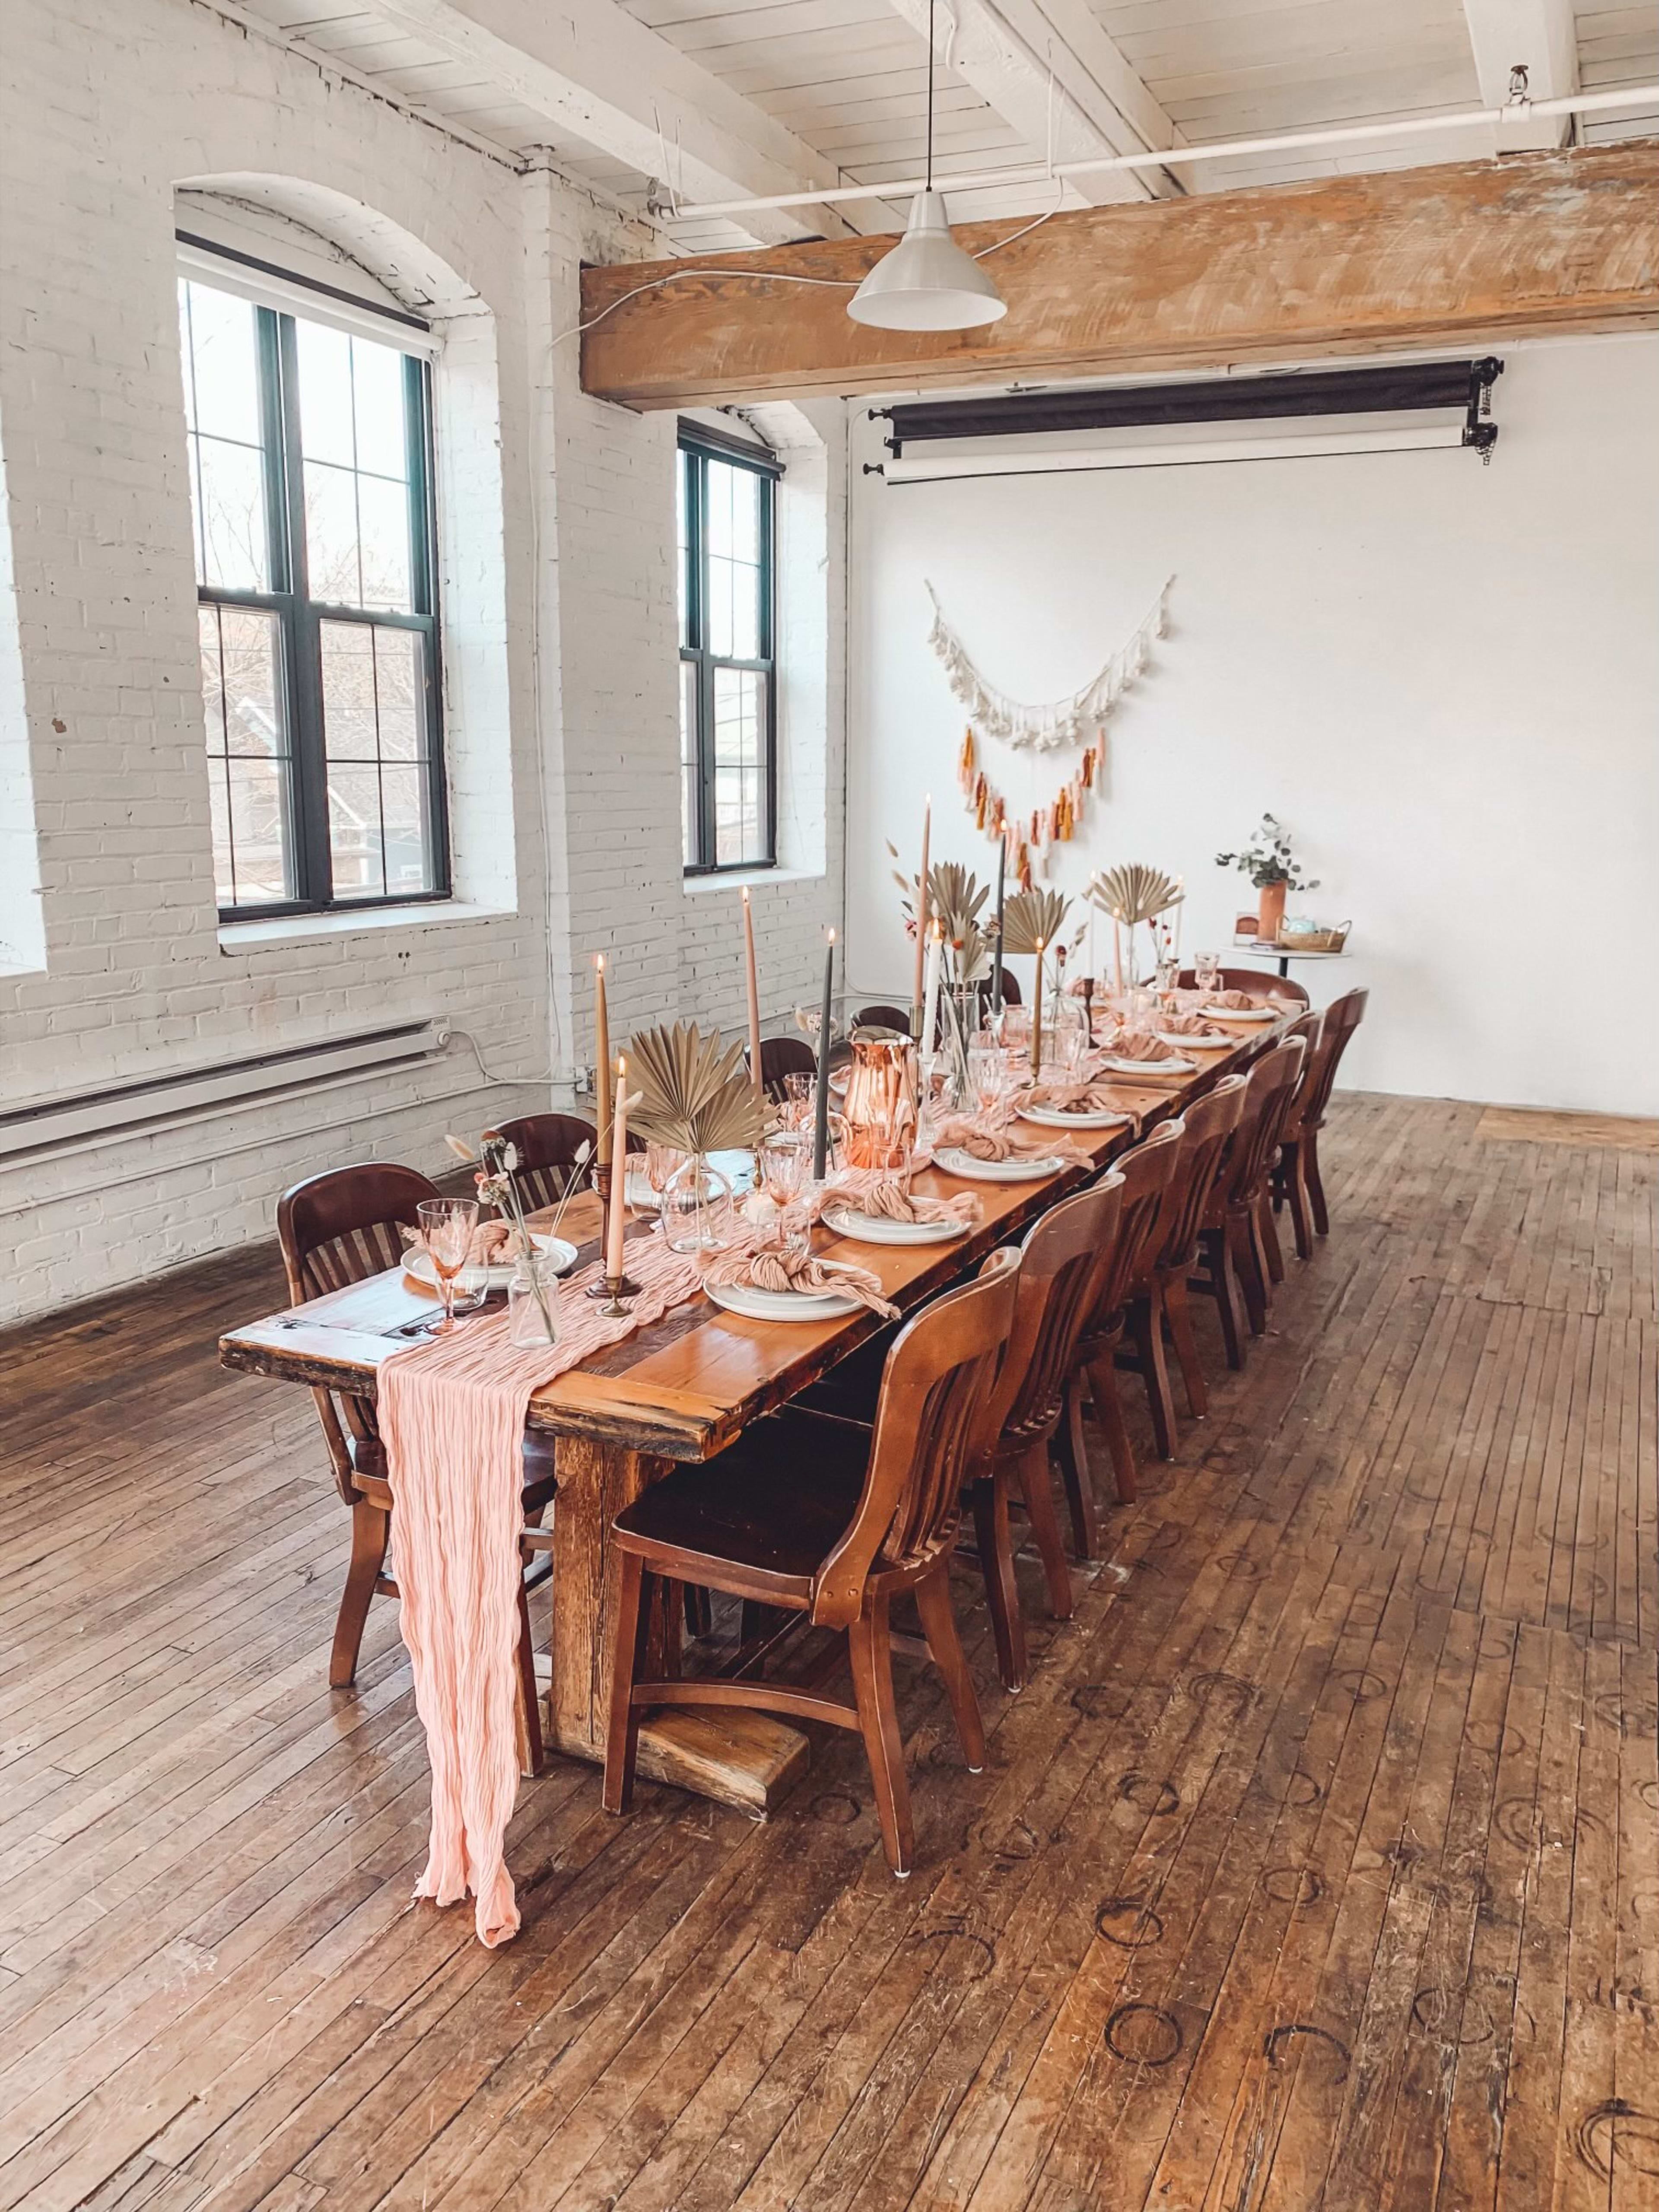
605,1055,628,1281
910,797,931,1022
922,916,943,1056
990,836,1006,1015
1112,912,1124,998
813,928,836,1180
593,955,611,1150
1173,878,1184,962
741,887,763,1103
1030,941,1045,1078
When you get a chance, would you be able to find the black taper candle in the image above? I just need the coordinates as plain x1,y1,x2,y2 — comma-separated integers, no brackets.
812,928,836,1180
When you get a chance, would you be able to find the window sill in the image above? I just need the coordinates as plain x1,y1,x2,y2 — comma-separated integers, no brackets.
682,866,821,899
219,899,514,952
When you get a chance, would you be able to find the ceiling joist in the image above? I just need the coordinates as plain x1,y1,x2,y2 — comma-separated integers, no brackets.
576,140,1659,407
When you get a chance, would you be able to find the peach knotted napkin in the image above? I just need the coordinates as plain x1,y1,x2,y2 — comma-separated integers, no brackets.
1206,988,1262,1011
830,1168,979,1227
378,1231,703,1947
1159,1011,1230,1042
1012,1081,1127,1117
1106,1030,1184,1065
931,1114,1019,1161
700,1239,899,1317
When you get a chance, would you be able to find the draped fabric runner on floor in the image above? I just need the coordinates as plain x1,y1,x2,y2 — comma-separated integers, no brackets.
378,1233,703,1946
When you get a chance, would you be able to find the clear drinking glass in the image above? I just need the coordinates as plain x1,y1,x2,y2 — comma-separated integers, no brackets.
758,1130,811,1250
780,1071,814,1130
968,1041,1006,1119
1194,951,1221,999
416,1197,478,1333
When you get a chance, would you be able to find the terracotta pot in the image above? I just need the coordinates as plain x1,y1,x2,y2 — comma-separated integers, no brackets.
1257,879,1287,944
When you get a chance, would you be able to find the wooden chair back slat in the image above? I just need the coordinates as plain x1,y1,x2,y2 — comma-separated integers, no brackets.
1290,988,1368,1135
1152,1075,1248,1274
1222,1039,1308,1211
989,1175,1125,1447
1083,1124,1185,1333
813,1248,1021,1621
1176,965,1309,1008
750,1036,818,1101
493,1112,604,1217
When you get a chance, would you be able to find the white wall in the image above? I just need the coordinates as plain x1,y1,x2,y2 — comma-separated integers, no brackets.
846,337,1659,1117
0,0,845,1322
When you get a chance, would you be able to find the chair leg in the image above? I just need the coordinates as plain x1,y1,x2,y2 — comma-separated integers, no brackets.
1129,1291,1178,1461
1230,1208,1268,1337
1163,1271,1208,1419
513,1578,546,1779
1199,1226,1247,1371
1015,1446,1074,1621
1283,1140,1316,1260
331,1497,389,1688
913,1563,985,1772
971,1474,1027,1694
602,1550,650,1815
1257,1186,1285,1286
1054,1378,1101,1560
848,1596,914,1878
1305,1128,1331,1237
1087,1355,1140,1505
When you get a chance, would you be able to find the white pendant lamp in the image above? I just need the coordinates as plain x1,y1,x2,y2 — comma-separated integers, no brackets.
847,0,1007,332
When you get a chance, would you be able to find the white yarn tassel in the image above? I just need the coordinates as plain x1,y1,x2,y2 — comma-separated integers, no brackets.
925,578,1174,754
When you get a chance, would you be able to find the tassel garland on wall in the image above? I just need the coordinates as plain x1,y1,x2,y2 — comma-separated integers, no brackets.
958,728,1108,891
926,577,1173,753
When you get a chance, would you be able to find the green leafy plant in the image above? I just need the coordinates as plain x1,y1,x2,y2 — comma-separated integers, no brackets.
1215,814,1320,891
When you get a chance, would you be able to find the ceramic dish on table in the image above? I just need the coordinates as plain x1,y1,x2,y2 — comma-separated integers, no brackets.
1096,1053,1197,1080
403,1231,578,1296
703,1277,864,1321
1156,1030,1230,1052
624,1170,663,1211
820,1202,968,1247
1016,1103,1130,1132
934,1147,1068,1183
1201,1001,1275,1022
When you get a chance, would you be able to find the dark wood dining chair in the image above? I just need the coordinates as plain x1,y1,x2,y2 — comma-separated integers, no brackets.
967,1175,1124,1692
976,966,1022,1011
276,1163,557,1773
853,1003,913,1035
492,1111,608,1214
1176,965,1309,1009
1062,1125,1185,1518
602,1249,1022,1878
748,1035,818,1101
1275,988,1368,1253
1189,1038,1308,1363
1135,1074,1248,1428
1255,1011,1321,1286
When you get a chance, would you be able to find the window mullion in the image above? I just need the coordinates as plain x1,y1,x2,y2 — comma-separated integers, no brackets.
273,310,331,907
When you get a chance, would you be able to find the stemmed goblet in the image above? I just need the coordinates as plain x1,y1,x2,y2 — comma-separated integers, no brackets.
416,1197,479,1334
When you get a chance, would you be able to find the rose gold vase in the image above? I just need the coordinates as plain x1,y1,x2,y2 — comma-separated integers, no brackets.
1257,880,1287,944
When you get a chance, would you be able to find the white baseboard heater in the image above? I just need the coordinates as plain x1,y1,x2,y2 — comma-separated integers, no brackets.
0,1020,445,1168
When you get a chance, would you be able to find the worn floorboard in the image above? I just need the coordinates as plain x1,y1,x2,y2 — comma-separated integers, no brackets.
1,1093,1655,2211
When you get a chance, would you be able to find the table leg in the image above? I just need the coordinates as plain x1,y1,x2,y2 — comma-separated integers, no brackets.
547,1434,811,1817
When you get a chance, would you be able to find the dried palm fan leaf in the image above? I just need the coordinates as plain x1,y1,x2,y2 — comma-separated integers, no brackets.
1086,863,1183,925
1003,886,1070,954
625,1021,766,1156
886,844,989,952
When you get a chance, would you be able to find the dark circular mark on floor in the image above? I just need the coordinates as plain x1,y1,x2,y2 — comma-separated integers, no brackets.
1465,1721,1528,1760
980,1818,1042,1862
1213,1551,1265,1580
1337,1669,1390,1703
1574,2100,1659,2181
908,1922,997,1980
1103,2002,1183,2067
1188,1670,1258,1716
1278,1768,1324,1808
1094,1896,1165,1950
1640,1779,1659,1813
1071,1683,1132,1723
1492,1796,1543,1852
1402,1481,1445,1506
1144,1521,1185,1554
1345,1596,1388,1631
1477,1630,1516,1662
1545,1525,1606,1554
1594,1691,1659,1741
1117,1772,1180,1817
1264,2023,1351,2084
808,1790,861,1826
1411,1986,1496,2045
1630,1880,1659,1926
1262,1866,1324,1908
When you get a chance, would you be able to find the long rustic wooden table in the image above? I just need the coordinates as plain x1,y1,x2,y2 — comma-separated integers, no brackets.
219,1015,1281,1815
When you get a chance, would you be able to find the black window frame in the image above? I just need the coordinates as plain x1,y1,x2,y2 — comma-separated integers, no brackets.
180,257,450,923
677,424,780,877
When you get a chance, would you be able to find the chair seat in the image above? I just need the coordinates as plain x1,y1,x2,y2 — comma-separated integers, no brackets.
612,1410,869,1600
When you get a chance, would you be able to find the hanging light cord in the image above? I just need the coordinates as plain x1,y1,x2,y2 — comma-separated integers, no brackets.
925,0,936,194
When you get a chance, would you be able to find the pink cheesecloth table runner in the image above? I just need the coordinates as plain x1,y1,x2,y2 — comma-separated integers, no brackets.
377,1232,703,1946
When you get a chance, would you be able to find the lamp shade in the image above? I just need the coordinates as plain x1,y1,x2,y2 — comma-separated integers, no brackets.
846,192,1007,331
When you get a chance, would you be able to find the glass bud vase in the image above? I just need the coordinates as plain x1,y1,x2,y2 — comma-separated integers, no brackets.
661,1153,735,1254
507,1253,562,1348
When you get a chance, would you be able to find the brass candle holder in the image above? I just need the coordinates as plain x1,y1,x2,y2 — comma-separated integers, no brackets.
585,1269,639,1316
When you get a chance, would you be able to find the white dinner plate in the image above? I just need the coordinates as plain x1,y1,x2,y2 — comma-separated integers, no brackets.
404,1232,578,1294
1017,1103,1130,1131
934,1147,1068,1182
1201,1000,1274,1021
821,1201,968,1246
1097,1053,1197,1080
1157,1030,1230,1052
704,1277,864,1321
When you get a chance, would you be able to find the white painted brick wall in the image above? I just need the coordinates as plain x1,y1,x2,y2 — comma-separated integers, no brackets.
0,0,848,1325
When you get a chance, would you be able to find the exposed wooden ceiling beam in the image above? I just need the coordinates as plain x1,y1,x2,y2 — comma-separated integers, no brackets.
578,141,1659,408
881,0,1181,205
365,0,890,244
1462,0,1579,149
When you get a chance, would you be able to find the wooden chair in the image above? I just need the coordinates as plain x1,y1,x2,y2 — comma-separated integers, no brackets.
976,966,1021,1011
853,1003,913,1035
967,1175,1125,1692
1275,988,1368,1254
1132,1074,1248,1431
748,1035,818,1102
493,1111,607,1214
276,1163,557,1773
1176,965,1309,1009
1062,1126,1185,1517
1189,1039,1308,1364
602,1249,1022,1877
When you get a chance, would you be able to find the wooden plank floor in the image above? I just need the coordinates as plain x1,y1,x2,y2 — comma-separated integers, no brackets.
1,1092,1655,2212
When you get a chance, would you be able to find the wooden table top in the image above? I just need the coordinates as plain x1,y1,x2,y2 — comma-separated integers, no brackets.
219,1016,1281,1461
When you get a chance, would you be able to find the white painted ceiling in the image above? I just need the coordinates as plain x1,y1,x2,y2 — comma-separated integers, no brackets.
224,0,1659,250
